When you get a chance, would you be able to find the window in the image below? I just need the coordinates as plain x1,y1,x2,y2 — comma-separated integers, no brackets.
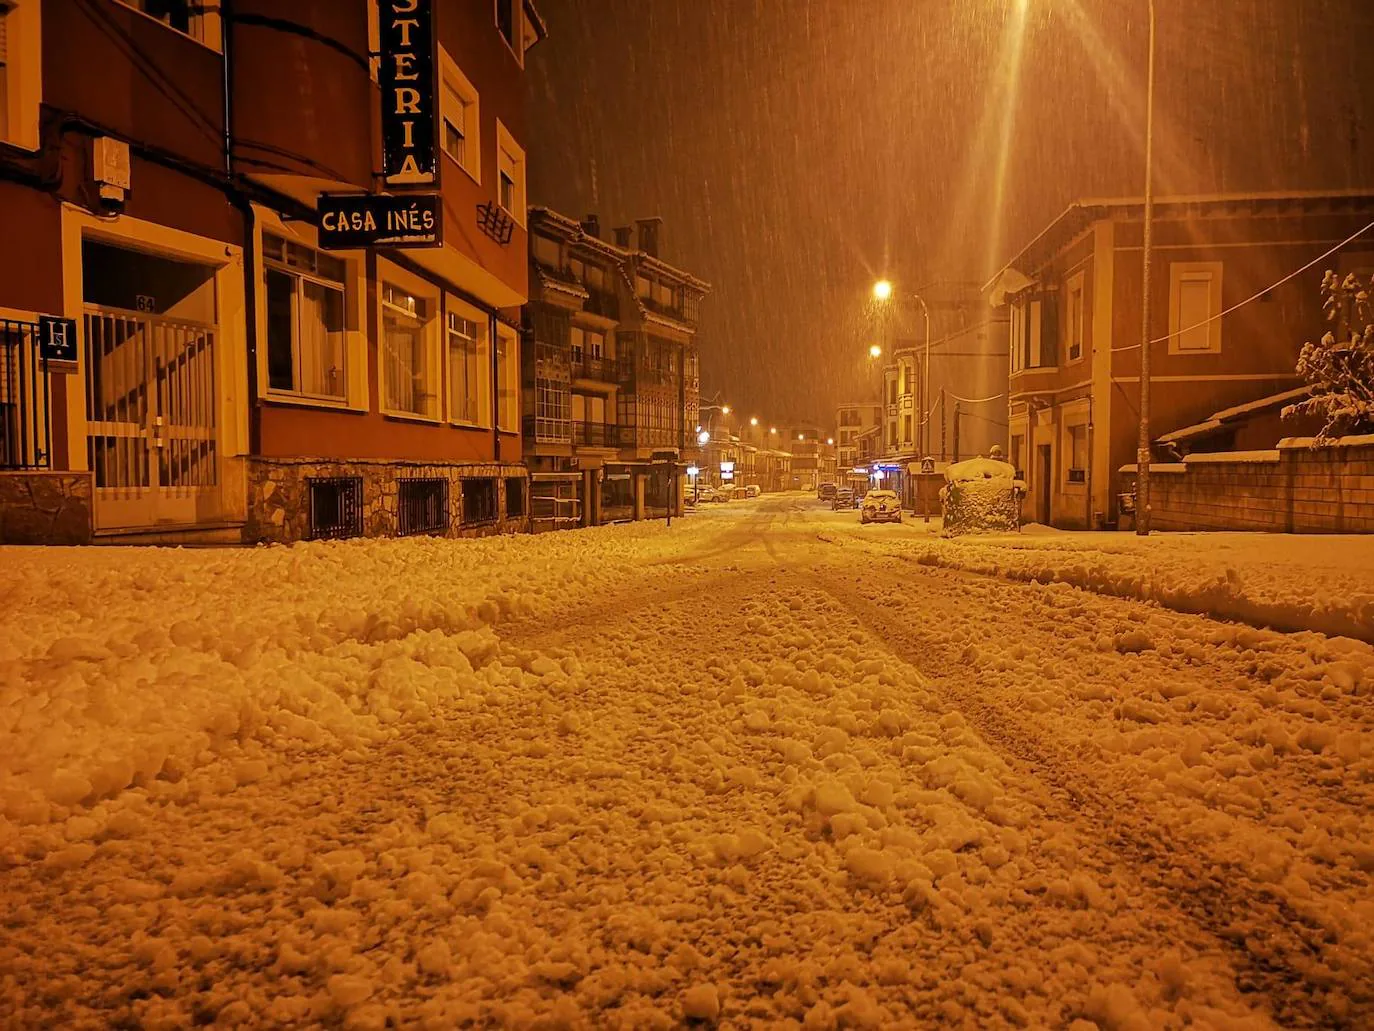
1169,262,1223,354
438,49,480,184
1066,273,1085,362
887,379,897,404
505,477,526,518
636,275,651,299
398,478,449,536
308,477,362,540
446,308,486,425
587,330,604,359
1067,424,1088,485
495,325,519,430
462,477,498,524
380,275,439,419
495,0,524,62
585,264,605,289
116,0,222,48
1,0,40,150
263,234,348,401
495,120,526,226
1010,434,1025,477
570,326,584,363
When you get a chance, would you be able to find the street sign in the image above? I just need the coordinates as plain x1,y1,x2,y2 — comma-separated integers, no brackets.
317,194,442,249
38,316,78,363
379,0,437,187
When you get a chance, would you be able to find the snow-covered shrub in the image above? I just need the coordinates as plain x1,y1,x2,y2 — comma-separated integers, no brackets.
940,457,1020,536
1284,270,1374,440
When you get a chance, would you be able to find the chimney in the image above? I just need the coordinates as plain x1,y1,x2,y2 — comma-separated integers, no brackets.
580,214,601,239
635,217,663,257
613,226,633,249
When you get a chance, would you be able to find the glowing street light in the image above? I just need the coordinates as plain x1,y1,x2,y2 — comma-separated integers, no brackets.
750,416,758,427
872,279,894,302
868,344,882,359
697,429,711,446
721,405,731,415
826,437,834,445
798,434,805,441
769,426,777,435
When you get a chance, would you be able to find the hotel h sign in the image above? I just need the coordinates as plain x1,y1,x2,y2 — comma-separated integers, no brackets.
380,0,437,187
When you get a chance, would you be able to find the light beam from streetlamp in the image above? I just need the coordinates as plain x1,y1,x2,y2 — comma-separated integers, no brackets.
872,279,894,302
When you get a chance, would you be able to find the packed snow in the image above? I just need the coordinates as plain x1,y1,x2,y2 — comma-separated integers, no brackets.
1,496,1371,1028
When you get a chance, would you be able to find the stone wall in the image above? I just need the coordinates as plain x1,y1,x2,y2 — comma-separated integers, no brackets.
246,458,531,545
0,472,93,545
1118,438,1374,533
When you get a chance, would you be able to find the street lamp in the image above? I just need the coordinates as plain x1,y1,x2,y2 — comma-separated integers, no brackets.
1136,0,1157,536
697,429,710,446
721,405,731,415
769,427,777,435
871,281,931,457
750,416,758,427
868,344,882,359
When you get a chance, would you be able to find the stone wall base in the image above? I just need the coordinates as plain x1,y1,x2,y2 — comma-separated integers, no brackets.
245,457,532,545
0,471,93,545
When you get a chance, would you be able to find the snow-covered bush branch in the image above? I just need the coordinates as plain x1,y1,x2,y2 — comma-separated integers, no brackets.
1284,270,1374,440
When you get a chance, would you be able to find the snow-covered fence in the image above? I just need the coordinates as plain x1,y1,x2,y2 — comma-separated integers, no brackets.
1118,436,1374,533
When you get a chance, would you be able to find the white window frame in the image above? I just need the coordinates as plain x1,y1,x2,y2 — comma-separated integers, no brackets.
495,321,519,432
495,119,526,228
444,295,490,428
253,207,368,412
114,0,222,51
0,0,41,151
1066,272,1086,363
438,46,481,186
262,234,351,404
1168,261,1223,355
376,258,443,423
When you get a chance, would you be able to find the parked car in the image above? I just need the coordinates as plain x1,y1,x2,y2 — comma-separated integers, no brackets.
832,487,854,510
744,484,761,498
818,482,837,502
714,484,736,502
860,488,902,524
694,484,716,504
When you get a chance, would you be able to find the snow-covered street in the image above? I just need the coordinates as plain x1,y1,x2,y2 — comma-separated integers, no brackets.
2,496,1373,1029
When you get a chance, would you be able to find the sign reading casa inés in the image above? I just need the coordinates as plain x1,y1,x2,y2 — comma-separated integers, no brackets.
317,194,442,249
379,0,437,187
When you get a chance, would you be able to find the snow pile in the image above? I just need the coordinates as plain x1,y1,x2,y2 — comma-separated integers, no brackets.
940,457,1020,536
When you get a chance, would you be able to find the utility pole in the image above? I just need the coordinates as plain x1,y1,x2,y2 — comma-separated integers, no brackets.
939,389,946,462
952,401,961,463
1135,0,1157,536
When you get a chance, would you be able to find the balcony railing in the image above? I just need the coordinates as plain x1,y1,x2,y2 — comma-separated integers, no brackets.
570,353,615,382
584,287,620,320
572,422,631,447
522,415,571,445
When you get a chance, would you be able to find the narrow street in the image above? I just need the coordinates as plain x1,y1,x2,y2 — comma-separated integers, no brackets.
2,497,1372,1029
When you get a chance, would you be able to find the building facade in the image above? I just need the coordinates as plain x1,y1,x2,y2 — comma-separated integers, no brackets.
522,208,707,526
834,401,882,478
985,191,1374,529
0,0,543,545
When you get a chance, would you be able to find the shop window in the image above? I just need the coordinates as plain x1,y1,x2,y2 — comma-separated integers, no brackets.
462,477,498,524
446,305,486,426
381,276,440,419
263,233,348,402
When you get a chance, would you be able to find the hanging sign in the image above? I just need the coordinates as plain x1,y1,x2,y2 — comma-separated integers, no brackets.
379,0,437,187
317,193,442,249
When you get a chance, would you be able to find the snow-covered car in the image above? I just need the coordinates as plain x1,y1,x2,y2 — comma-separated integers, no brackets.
713,485,736,502
860,489,902,524
744,484,761,498
832,487,854,510
818,482,837,502
694,484,716,504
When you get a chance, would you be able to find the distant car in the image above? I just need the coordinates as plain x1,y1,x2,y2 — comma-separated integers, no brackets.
695,484,716,504
860,489,902,524
832,487,854,510
818,482,837,502
714,484,736,502
744,484,761,498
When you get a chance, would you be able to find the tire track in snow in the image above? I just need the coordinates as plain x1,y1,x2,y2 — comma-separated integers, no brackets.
800,562,1364,1030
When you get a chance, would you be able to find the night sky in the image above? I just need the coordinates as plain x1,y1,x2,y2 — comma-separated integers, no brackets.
526,0,1374,426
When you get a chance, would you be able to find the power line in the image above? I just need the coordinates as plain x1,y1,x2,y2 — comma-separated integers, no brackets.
946,391,1006,405
1110,218,1374,352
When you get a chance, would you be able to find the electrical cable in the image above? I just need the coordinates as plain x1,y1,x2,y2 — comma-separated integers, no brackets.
1109,218,1374,352
945,391,1007,404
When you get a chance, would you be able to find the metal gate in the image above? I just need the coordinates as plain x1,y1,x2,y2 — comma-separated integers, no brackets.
83,307,218,530
0,318,50,470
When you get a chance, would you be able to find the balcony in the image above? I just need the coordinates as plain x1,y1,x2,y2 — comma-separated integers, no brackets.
523,415,571,446
584,287,620,320
570,353,616,382
572,422,629,448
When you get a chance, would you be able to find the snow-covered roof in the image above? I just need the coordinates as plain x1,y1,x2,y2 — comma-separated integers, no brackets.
1157,385,1311,445
944,457,1016,483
